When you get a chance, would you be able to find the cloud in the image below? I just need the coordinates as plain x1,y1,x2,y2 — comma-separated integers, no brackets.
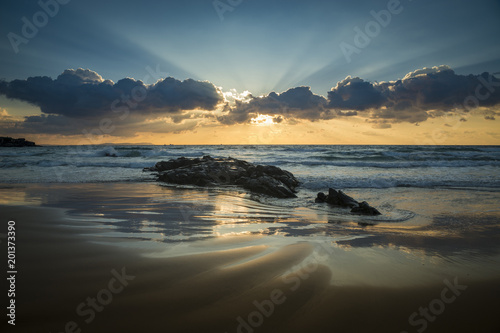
5,113,202,138
1,66,499,138
402,65,452,80
222,89,252,104
220,86,332,124
57,68,106,85
326,65,500,124
0,69,226,137
221,65,500,126
328,76,385,110
362,131,381,136
370,122,392,129
0,68,224,119
0,108,21,130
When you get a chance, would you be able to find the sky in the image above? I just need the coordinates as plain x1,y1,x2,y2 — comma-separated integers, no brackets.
0,0,499,145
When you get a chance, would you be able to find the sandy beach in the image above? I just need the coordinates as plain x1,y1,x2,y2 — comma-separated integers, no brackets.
1,182,500,333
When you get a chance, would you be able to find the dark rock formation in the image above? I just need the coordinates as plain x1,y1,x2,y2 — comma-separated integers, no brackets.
315,188,381,215
145,156,300,198
0,137,37,147
315,188,359,208
351,201,381,216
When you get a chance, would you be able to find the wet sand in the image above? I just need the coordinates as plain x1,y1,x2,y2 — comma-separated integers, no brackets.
1,183,500,332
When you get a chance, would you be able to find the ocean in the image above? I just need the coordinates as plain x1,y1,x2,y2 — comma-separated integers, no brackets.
2,144,499,227
2,144,499,190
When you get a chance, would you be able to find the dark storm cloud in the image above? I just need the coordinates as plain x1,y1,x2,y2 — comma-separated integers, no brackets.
220,86,334,125
1,66,499,136
379,66,499,110
5,113,200,137
221,66,500,125
0,68,225,137
327,66,500,124
327,76,385,110
0,69,224,118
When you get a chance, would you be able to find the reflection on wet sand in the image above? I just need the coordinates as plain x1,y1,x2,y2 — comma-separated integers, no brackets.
1,183,500,332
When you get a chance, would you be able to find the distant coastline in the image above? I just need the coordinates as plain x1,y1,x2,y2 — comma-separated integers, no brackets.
0,136,38,147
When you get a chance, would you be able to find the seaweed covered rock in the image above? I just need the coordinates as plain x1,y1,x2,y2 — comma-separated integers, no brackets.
145,156,299,198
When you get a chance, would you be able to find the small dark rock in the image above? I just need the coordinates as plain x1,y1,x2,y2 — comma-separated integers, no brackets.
316,188,381,216
315,192,327,203
351,201,381,216
324,188,359,208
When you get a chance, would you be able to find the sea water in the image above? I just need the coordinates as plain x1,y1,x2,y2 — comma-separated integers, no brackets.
1,145,499,191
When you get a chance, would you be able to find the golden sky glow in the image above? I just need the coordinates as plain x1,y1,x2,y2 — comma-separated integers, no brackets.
10,111,498,146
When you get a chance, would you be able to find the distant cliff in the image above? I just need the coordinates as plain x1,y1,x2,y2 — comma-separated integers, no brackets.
0,137,38,147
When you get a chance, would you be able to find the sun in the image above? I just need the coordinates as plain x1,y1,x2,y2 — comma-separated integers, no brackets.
250,114,275,126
